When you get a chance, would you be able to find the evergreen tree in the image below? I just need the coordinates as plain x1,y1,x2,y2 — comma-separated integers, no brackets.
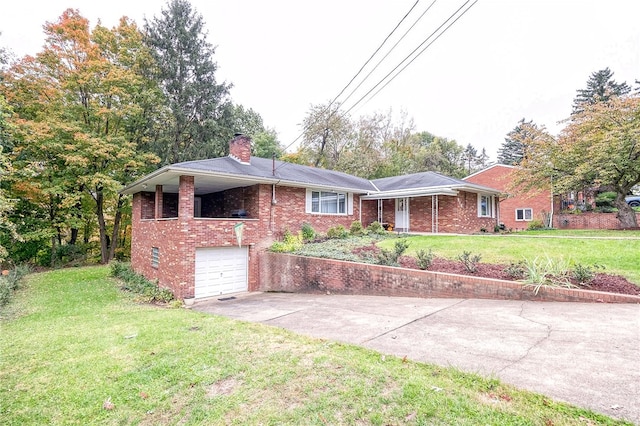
145,0,232,164
463,143,478,174
498,118,539,165
572,67,630,115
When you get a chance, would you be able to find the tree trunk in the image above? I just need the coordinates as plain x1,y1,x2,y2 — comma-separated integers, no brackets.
95,189,109,264
69,228,79,245
615,194,638,228
108,194,124,262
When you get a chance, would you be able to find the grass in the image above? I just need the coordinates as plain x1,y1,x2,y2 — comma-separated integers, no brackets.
377,230,640,285
1,267,633,425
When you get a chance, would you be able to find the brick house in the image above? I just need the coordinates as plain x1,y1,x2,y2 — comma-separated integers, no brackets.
464,164,560,230
122,135,501,300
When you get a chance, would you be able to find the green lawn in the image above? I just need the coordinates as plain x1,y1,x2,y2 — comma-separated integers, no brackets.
1,267,632,425
378,230,640,285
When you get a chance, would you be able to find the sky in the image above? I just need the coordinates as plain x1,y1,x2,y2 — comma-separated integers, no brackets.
1,0,639,161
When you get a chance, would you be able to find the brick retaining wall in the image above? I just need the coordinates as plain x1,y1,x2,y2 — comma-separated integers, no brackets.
555,212,640,230
259,252,640,303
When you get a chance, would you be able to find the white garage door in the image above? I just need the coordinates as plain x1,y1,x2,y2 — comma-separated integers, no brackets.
195,247,248,299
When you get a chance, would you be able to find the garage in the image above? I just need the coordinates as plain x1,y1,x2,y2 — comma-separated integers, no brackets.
194,247,248,299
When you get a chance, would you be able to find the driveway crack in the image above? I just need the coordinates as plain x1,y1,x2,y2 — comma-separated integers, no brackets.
361,299,468,343
497,302,552,373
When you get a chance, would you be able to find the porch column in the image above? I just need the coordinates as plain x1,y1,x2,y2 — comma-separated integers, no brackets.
178,175,195,220
155,185,163,219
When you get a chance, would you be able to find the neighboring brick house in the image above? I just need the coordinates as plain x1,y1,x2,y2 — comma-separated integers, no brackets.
464,164,560,231
122,135,501,300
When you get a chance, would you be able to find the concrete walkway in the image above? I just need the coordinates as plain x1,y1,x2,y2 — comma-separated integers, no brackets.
193,293,640,424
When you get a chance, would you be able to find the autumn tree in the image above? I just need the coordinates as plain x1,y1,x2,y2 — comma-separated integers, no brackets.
516,95,640,228
301,102,353,169
0,94,20,264
572,68,630,115
2,10,159,264
145,0,232,164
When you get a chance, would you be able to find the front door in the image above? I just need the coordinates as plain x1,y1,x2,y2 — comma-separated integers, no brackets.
395,198,409,232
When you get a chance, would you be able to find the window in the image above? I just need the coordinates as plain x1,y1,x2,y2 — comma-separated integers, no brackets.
478,194,494,218
515,208,533,221
309,190,347,214
151,247,159,268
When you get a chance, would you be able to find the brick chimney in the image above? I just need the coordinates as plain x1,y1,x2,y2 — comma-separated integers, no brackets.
229,133,251,164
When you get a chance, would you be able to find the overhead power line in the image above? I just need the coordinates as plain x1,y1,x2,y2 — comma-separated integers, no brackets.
344,0,479,116
277,0,423,156
276,0,479,172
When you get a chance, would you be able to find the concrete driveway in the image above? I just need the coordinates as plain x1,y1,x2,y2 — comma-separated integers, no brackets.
193,293,640,424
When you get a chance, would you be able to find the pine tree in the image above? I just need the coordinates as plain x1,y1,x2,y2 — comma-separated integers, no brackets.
145,0,232,164
572,68,630,115
498,118,533,165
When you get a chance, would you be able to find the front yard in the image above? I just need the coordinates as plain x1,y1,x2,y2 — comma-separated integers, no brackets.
1,266,633,425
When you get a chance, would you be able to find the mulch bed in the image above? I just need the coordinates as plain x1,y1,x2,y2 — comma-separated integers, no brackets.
352,244,640,296
398,256,640,296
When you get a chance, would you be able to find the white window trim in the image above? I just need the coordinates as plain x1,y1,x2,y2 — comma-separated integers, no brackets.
477,194,495,218
515,208,533,221
305,189,353,215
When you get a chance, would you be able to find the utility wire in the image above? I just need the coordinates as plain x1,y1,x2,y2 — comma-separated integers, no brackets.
352,0,478,113
338,0,438,110
276,0,423,159
343,0,477,117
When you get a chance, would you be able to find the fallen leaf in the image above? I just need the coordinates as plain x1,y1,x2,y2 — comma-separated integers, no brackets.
402,355,408,363
103,398,115,410
139,391,149,399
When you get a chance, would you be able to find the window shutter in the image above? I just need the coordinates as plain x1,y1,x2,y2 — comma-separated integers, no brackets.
348,193,354,215
305,189,313,213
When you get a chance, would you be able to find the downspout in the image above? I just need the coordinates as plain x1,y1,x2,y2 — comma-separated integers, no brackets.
549,176,554,228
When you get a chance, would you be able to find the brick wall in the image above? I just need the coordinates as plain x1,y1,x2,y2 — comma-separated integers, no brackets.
556,212,640,229
131,179,366,299
260,252,640,304
270,186,362,235
465,164,559,230
363,193,495,234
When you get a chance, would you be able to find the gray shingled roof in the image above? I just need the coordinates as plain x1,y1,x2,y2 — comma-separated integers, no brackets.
372,171,471,191
172,156,378,192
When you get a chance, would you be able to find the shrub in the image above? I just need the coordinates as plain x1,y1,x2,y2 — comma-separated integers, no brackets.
270,230,303,252
572,263,603,284
366,221,385,235
301,223,316,242
595,191,616,208
349,220,364,236
504,261,526,279
526,219,545,230
0,264,31,307
377,239,409,266
109,261,174,303
458,251,482,273
415,249,434,270
327,225,348,239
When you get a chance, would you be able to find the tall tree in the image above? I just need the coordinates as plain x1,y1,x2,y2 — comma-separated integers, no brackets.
145,0,232,164
301,102,353,169
572,68,630,115
515,95,640,228
0,95,20,264
498,118,541,165
3,10,159,264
